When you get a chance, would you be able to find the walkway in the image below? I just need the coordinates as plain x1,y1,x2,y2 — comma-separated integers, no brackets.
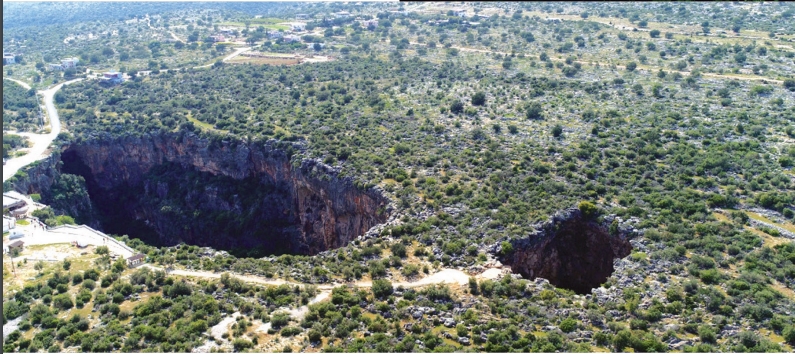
10,222,135,259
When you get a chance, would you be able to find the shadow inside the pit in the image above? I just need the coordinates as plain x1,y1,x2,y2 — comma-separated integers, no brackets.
57,142,389,259
497,208,634,295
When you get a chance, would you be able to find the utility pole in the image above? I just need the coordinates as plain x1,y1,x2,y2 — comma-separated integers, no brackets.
7,250,16,277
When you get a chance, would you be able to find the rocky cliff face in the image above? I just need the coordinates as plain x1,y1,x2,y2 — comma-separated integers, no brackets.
37,132,391,256
496,208,635,294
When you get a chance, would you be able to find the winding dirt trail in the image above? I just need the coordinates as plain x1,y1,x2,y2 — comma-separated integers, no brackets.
4,77,32,90
142,263,505,292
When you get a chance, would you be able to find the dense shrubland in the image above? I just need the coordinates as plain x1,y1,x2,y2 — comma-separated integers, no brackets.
4,2,795,352
3,80,39,131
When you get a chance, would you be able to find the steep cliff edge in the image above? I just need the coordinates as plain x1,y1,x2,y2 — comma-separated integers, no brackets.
27,132,391,256
497,208,635,294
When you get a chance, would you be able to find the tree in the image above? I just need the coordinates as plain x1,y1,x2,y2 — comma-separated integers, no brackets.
649,29,661,38
579,201,598,218
559,318,577,333
372,279,393,299
390,243,407,258
499,241,513,256
552,124,563,138
450,101,464,114
783,325,795,345
698,326,717,343
525,102,543,119
783,79,795,92
626,61,638,72
471,92,486,106
613,330,632,351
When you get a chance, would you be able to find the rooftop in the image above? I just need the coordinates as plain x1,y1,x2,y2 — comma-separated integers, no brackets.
127,253,146,261
8,240,24,248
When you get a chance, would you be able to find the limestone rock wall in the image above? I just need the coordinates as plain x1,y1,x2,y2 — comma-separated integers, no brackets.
20,132,391,255
497,208,635,294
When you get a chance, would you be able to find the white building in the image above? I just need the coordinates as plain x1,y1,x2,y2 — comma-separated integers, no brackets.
362,19,379,29
290,22,307,32
61,57,79,69
283,34,301,43
3,53,15,65
3,215,15,233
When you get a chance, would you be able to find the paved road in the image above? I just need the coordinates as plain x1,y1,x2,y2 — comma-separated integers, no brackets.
3,78,83,182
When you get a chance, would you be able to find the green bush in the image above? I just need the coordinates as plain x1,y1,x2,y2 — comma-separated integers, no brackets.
372,279,393,299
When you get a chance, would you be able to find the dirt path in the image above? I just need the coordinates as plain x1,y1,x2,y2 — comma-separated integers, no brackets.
3,78,83,182
4,77,32,90
142,263,506,293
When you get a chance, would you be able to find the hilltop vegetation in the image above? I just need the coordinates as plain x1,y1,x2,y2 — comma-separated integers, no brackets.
4,2,795,353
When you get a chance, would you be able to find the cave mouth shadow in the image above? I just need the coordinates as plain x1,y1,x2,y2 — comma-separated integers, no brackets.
500,211,633,295
58,146,387,259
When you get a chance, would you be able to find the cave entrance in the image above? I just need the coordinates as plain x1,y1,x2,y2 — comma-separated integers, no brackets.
500,211,633,294
58,143,389,258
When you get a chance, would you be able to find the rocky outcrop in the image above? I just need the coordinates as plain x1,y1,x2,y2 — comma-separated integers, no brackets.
495,208,636,294
6,153,61,195
27,132,392,256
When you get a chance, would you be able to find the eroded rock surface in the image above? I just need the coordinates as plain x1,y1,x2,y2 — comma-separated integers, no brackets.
19,132,391,256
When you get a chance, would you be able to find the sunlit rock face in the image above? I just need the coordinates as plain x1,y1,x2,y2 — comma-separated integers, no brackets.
54,132,390,257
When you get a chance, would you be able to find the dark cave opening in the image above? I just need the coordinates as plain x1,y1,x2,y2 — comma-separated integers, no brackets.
500,210,633,295
58,141,389,258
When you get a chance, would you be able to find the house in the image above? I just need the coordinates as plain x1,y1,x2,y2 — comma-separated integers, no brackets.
290,22,307,32
268,30,284,39
210,34,226,42
49,63,64,71
282,34,301,43
296,14,309,20
453,9,467,17
307,42,326,49
3,191,28,218
362,19,379,29
3,53,15,65
6,240,24,254
127,253,146,267
334,11,351,19
100,71,124,85
61,57,79,69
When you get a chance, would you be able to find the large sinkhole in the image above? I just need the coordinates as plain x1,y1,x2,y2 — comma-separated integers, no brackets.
58,135,390,258
499,209,633,294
